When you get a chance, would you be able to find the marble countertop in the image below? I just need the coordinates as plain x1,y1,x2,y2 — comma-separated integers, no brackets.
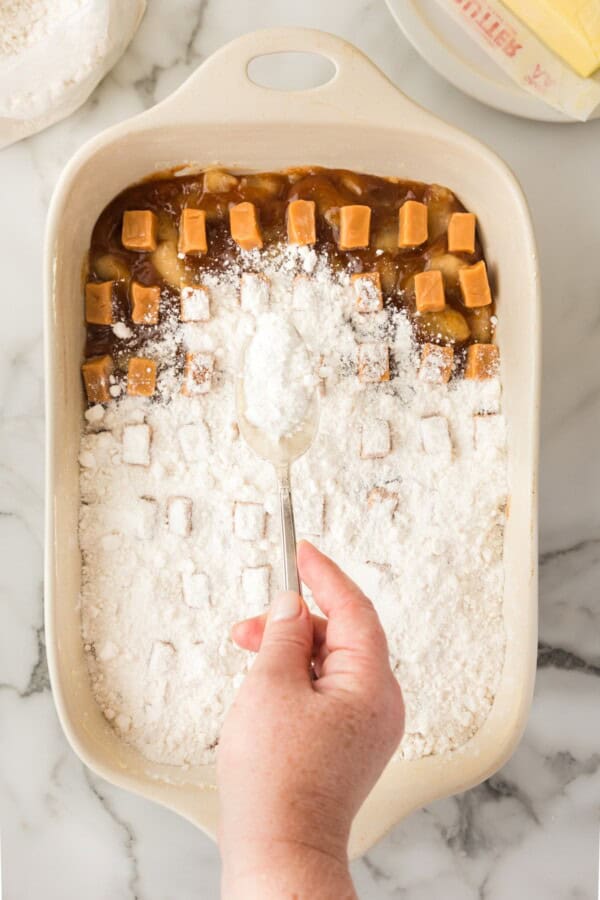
1,1,599,897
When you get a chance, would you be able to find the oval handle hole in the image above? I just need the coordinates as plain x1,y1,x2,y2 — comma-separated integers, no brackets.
247,52,336,92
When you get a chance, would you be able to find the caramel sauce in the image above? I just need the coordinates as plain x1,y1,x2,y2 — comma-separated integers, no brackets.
85,167,495,378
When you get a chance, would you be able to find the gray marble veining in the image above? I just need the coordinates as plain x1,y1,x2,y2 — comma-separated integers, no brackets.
0,0,598,897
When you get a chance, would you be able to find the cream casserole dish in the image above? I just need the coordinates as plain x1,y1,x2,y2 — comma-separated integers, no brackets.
44,28,540,857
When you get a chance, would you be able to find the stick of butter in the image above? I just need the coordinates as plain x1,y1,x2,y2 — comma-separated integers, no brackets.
501,0,600,77
434,0,600,120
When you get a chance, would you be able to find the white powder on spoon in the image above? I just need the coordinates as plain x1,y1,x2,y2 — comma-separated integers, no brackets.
243,312,314,439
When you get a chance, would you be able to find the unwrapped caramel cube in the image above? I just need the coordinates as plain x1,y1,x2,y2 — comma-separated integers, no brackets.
398,200,428,247
167,496,193,537
234,501,266,541
178,208,207,255
180,285,210,322
352,272,383,313
357,343,390,383
242,565,271,611
459,260,492,308
131,282,160,325
415,270,445,313
287,199,316,245
182,351,214,396
122,423,152,466
360,419,391,459
420,415,452,457
418,343,454,384
367,486,399,514
85,281,113,325
465,343,499,380
127,357,157,396
230,202,263,250
82,355,113,404
121,210,158,252
182,570,211,608
339,205,371,250
448,212,476,254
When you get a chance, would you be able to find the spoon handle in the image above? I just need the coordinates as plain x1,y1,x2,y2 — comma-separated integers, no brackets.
277,467,301,596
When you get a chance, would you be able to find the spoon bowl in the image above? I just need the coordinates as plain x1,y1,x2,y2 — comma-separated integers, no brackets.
235,373,320,471
235,325,320,593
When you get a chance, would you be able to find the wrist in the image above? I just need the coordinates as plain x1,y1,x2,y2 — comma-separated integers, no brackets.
219,791,352,866
221,837,356,900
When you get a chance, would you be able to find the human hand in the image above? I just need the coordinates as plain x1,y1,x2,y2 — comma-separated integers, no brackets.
218,541,405,899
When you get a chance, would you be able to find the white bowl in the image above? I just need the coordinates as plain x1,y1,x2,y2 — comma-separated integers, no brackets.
44,27,540,858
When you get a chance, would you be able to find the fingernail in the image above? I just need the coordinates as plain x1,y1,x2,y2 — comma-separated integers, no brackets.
271,591,301,622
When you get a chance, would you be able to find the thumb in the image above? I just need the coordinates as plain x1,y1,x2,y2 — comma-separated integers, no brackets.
253,590,314,684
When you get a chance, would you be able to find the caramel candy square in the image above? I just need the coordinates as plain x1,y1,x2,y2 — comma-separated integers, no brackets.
121,210,158,252
82,355,113,404
287,199,316,245
182,570,211,608
398,200,428,248
357,343,390,383
360,419,391,459
339,205,371,250
230,202,263,250
242,565,271,612
131,282,160,325
448,212,476,254
234,501,266,541
415,270,445,313
167,496,193,537
135,497,157,541
85,281,113,325
122,423,151,466
420,416,452,457
474,414,506,452
367,486,399,514
178,208,207,255
178,421,210,463
459,260,492,308
180,286,210,322
127,357,157,396
418,343,454,384
465,343,499,380
182,351,214,396
351,272,383,313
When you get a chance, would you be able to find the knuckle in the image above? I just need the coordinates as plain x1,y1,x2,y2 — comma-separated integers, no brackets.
263,631,311,655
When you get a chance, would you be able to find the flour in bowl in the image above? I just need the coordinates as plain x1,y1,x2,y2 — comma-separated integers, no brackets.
78,242,507,767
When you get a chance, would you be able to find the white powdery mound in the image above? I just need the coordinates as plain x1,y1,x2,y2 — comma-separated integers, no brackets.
0,0,145,149
79,244,508,766
243,311,314,439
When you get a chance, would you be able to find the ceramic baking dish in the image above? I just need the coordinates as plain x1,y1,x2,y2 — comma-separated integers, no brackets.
44,28,540,857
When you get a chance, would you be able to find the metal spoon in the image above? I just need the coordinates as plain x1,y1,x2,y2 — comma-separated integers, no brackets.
235,330,320,595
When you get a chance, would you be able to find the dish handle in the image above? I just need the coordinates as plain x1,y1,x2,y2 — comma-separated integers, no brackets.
148,27,440,130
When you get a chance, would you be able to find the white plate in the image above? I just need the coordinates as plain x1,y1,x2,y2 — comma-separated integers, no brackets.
385,0,600,123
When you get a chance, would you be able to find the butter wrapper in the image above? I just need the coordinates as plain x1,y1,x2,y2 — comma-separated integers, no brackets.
435,0,600,121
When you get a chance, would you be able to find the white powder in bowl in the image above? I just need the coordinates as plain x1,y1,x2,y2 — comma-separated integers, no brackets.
0,0,145,149
79,246,507,767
